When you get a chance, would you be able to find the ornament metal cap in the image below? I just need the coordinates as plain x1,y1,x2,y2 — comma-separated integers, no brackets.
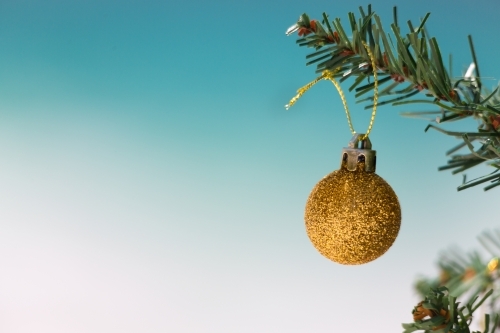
341,134,376,173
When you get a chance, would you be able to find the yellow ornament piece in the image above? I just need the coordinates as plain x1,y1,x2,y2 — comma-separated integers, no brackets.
305,134,401,265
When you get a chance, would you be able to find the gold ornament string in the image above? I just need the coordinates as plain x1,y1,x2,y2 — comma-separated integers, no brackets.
286,40,379,140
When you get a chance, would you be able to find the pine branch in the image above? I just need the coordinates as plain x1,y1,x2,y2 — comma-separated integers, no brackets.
287,5,500,191
412,230,500,332
403,287,498,333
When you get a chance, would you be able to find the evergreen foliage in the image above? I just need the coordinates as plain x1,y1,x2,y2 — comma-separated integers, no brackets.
287,5,500,191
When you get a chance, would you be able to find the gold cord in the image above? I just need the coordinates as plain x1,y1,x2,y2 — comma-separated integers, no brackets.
362,40,378,140
286,40,378,140
285,74,326,110
322,70,356,135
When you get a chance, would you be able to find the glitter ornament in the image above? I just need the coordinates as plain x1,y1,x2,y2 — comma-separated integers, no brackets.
305,134,401,265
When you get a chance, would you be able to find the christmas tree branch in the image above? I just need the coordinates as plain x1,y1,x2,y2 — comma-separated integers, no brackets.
411,230,500,332
287,5,500,191
403,286,499,333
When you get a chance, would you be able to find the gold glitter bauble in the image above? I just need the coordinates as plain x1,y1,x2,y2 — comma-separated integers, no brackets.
305,135,401,265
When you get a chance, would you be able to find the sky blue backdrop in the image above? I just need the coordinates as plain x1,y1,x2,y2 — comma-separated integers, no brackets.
0,1,499,332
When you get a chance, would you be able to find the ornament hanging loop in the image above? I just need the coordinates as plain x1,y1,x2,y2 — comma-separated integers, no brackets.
341,134,376,173
360,40,379,140
348,133,372,149
286,41,379,140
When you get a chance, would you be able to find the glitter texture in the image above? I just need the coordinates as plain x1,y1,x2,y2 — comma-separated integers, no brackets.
305,162,401,265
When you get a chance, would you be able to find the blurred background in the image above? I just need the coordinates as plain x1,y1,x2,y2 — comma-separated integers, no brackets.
0,0,499,332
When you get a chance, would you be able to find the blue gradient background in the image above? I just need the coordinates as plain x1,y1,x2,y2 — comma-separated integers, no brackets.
0,1,499,332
